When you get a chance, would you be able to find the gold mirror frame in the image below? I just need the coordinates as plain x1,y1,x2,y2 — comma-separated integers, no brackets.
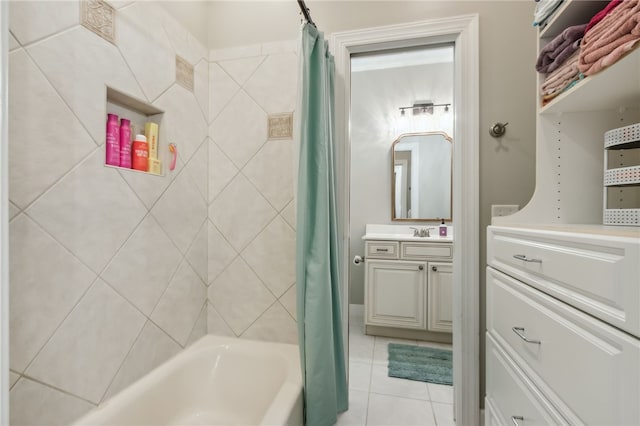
391,131,453,222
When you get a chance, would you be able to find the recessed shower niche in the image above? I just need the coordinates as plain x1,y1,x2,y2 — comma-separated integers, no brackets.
105,87,166,176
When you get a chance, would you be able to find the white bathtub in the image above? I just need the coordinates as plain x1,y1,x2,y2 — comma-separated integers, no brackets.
73,335,303,426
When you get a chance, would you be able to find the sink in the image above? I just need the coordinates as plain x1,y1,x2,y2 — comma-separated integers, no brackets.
362,224,453,242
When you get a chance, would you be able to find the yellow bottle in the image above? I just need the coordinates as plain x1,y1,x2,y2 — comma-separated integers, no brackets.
144,122,159,160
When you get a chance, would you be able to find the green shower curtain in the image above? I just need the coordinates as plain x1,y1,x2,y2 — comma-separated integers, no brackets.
296,23,348,426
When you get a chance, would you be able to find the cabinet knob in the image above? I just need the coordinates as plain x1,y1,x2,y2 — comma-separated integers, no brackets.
418,265,424,271
431,265,438,272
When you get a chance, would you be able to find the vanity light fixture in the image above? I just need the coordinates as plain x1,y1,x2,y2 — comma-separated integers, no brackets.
398,101,451,116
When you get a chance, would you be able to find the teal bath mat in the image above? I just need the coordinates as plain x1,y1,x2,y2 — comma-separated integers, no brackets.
388,343,453,385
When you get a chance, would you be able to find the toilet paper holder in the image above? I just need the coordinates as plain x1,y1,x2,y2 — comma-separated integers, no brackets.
353,255,365,265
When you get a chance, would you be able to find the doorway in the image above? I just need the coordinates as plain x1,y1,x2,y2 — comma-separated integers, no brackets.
332,15,480,426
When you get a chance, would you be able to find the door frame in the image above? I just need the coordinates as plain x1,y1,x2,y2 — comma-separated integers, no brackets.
332,15,480,425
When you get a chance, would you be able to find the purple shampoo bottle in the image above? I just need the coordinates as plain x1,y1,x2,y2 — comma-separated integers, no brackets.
106,114,120,166
119,118,132,168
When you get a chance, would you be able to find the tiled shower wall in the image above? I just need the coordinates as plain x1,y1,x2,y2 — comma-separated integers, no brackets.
8,1,209,424
206,43,299,343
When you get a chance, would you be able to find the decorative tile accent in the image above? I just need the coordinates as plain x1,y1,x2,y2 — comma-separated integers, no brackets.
81,0,116,45
176,55,194,92
267,113,293,140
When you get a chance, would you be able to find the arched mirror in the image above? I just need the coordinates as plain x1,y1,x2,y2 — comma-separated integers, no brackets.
391,131,452,221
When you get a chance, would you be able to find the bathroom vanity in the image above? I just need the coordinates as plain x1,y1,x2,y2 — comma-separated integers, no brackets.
362,224,453,342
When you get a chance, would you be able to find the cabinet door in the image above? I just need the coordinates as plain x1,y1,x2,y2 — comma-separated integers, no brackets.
427,262,453,333
365,260,427,329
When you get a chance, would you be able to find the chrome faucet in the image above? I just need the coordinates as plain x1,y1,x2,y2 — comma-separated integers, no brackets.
410,227,430,237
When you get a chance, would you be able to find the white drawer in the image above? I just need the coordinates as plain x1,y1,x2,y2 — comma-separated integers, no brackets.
401,242,452,260
487,267,640,426
487,226,640,338
486,333,568,426
366,241,399,259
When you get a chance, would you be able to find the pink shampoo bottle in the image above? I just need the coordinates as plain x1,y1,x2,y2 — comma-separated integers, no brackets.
105,114,120,166
119,118,132,168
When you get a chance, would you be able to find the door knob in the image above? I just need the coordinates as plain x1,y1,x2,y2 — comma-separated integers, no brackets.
432,265,438,272
418,265,424,271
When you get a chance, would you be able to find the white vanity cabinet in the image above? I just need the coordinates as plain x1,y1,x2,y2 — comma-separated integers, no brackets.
364,237,453,337
486,226,640,426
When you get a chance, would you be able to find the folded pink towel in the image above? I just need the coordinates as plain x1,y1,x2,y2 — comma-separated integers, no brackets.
536,24,587,73
579,0,640,75
541,52,580,95
585,0,623,33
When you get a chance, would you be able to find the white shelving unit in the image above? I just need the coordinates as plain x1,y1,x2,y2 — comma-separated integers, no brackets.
487,2,640,424
495,0,640,232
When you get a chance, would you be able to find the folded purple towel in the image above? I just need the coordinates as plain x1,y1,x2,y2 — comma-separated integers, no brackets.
536,23,588,73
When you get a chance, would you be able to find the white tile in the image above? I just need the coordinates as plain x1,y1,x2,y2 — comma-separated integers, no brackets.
207,221,237,283
193,60,209,119
117,160,181,210
279,283,297,320
349,360,372,392
26,280,146,404
9,372,20,389
9,215,96,373
336,389,368,426
349,332,375,364
117,6,175,102
153,84,208,163
10,377,95,426
186,220,208,285
431,402,455,426
367,393,436,426
208,257,275,335
210,90,268,169
185,138,208,203
243,139,294,211
207,303,235,337
9,32,20,51
186,304,208,346
8,49,96,209
101,215,182,315
116,2,173,49
262,40,298,56
244,53,298,114
9,202,20,220
370,364,429,400
151,168,207,254
161,16,207,65
428,383,454,404
373,337,418,365
210,44,261,62
209,174,277,252
242,302,298,344
218,55,265,86
9,0,80,46
151,260,207,346
103,321,181,400
242,216,295,298
27,150,148,273
208,141,238,203
281,200,296,229
26,26,144,144
209,63,240,122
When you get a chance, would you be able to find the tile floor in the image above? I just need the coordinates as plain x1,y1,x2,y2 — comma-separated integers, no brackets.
337,304,455,426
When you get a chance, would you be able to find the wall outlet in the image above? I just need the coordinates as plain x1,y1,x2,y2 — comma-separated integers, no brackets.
491,204,519,217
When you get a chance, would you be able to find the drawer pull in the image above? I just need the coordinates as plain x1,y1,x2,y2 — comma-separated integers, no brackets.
376,248,389,252
511,416,524,426
512,327,541,345
419,265,424,271
513,254,542,263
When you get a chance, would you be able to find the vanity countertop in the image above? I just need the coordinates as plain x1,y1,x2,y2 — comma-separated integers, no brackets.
362,224,453,242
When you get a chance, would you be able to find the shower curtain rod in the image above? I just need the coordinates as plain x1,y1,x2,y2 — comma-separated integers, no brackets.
297,0,317,28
